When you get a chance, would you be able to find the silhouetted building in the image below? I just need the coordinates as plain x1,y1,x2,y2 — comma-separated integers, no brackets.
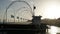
32,15,47,34
32,15,42,25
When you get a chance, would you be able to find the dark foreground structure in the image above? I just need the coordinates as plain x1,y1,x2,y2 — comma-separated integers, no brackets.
0,16,48,34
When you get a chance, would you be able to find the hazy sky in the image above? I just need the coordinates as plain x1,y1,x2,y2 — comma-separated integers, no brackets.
0,0,60,21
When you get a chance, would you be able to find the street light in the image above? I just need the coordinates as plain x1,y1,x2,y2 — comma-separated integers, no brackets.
5,0,32,22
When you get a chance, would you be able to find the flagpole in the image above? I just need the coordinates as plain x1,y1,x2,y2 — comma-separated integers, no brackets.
33,5,36,16
14,11,15,23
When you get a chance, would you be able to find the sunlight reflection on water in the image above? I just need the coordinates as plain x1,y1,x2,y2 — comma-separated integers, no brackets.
48,26,60,34
50,26,58,34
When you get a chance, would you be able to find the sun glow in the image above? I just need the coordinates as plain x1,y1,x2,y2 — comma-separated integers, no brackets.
44,5,60,19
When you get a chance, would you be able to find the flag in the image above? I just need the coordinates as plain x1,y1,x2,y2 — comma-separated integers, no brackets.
17,17,19,19
11,15,14,18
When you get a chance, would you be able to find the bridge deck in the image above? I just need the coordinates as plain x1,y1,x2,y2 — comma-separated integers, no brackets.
0,23,47,34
